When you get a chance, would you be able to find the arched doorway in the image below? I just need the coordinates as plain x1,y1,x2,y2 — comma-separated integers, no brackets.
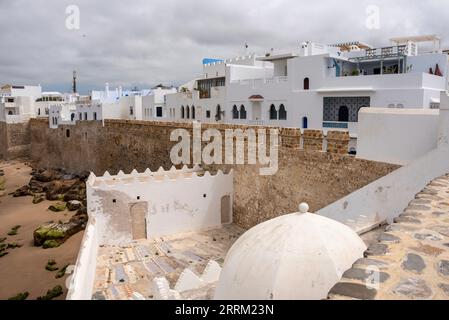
130,202,147,240
338,106,349,122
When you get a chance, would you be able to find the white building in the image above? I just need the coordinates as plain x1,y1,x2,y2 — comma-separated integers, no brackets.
142,85,177,120
0,84,42,123
165,35,448,142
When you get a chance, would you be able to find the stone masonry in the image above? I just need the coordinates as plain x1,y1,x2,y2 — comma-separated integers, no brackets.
329,174,449,300
326,131,351,154
26,118,399,229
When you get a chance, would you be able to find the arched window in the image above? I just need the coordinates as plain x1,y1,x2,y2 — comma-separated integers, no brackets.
304,77,310,90
38,109,41,116
71,113,75,121
279,104,287,120
181,106,185,119
232,105,239,119
66,129,70,138
269,104,277,120
8,110,13,115
215,105,222,121
191,105,195,119
338,106,349,122
240,105,247,119
186,106,190,119
302,116,308,129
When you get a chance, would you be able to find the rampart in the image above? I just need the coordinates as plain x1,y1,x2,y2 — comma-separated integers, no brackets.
24,118,399,229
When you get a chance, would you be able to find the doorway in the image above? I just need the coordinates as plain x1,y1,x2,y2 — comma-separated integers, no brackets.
252,102,262,121
338,106,349,122
221,195,231,224
130,202,148,240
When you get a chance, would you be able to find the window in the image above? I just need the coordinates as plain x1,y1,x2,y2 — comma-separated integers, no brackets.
338,106,349,122
186,106,190,119
269,104,277,120
206,110,211,118
93,112,97,120
130,106,134,115
232,105,239,119
79,113,82,120
302,117,308,129
71,113,75,121
38,109,41,116
84,112,88,120
279,104,287,120
181,106,185,119
215,105,222,121
240,105,247,119
304,78,310,90
156,106,163,117
8,110,13,115
66,129,70,138
192,106,195,119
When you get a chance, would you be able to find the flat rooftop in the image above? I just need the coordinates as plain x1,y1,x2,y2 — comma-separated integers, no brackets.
92,224,245,300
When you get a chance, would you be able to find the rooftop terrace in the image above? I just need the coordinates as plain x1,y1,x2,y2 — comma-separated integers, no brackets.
91,224,245,300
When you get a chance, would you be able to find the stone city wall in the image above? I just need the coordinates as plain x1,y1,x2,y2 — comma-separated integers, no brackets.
0,121,30,160
27,118,399,229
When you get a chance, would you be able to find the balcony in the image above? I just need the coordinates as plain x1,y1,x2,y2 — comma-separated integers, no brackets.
319,72,445,93
230,76,289,86
349,45,409,63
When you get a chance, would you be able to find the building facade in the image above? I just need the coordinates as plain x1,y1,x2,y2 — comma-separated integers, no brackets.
165,36,449,140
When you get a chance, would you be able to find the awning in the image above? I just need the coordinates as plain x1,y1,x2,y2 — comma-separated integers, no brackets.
249,95,264,101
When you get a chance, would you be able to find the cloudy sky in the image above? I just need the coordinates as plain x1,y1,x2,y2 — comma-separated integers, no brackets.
0,0,448,93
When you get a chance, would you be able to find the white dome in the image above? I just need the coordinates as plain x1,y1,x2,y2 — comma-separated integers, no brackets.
214,209,367,300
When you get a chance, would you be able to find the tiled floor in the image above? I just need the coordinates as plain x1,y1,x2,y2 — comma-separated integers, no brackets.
92,224,245,300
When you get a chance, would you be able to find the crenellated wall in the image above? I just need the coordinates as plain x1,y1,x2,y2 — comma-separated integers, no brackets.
25,119,399,229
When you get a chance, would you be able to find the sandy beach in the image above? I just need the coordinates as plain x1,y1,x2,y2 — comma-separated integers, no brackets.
0,160,83,300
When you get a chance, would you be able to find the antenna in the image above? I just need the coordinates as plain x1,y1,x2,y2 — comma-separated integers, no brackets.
72,70,77,94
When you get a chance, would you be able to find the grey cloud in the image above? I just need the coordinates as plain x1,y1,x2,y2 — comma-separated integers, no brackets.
0,0,448,93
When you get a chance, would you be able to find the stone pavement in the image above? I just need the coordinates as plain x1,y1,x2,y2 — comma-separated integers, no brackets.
329,174,449,300
92,224,245,300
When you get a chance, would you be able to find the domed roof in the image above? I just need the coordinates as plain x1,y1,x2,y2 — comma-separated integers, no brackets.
214,204,367,300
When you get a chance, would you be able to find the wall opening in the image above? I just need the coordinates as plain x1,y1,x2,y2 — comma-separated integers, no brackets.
302,116,308,129
269,104,277,120
304,77,310,90
338,106,349,122
221,195,231,224
66,129,70,138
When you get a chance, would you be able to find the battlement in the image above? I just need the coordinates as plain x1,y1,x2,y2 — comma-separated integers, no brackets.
87,165,232,188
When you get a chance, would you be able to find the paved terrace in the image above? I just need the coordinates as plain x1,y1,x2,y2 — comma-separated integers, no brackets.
329,174,449,300
92,224,245,300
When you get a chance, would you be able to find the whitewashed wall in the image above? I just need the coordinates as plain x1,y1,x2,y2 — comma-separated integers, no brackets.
357,108,439,165
66,218,101,300
318,92,449,234
87,168,233,243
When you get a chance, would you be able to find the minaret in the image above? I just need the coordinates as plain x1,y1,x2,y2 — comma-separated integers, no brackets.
72,70,77,94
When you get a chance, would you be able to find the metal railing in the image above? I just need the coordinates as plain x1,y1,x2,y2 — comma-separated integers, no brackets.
323,121,349,129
